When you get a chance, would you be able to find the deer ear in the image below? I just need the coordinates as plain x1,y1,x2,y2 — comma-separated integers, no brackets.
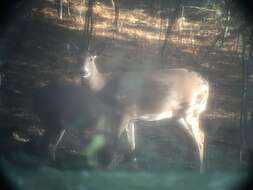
67,41,81,56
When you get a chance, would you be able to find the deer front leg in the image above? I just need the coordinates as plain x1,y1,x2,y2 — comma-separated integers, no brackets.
118,115,137,152
108,117,130,169
117,115,136,152
50,129,66,161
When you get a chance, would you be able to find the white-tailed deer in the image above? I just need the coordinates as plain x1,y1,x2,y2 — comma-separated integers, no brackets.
33,82,119,161
80,53,209,172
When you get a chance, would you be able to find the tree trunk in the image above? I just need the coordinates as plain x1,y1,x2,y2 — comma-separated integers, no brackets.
160,1,181,57
112,0,119,32
239,28,252,165
83,0,94,50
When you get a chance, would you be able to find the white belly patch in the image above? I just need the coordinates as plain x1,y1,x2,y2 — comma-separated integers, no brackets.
137,111,173,121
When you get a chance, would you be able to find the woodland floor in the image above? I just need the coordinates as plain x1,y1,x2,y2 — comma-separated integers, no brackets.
0,0,252,175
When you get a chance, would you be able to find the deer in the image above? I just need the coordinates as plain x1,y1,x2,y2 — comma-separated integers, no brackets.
33,81,120,163
79,53,209,172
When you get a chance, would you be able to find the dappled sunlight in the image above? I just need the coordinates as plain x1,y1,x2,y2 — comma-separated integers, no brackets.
39,7,58,17
93,3,162,42
93,4,214,51
120,27,160,41
36,1,221,54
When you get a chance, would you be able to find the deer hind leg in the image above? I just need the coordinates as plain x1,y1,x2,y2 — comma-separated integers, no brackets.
180,83,208,172
179,116,205,173
126,121,138,164
126,121,136,151
186,116,205,173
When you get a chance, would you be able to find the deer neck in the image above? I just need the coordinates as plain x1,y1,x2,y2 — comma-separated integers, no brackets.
88,67,106,92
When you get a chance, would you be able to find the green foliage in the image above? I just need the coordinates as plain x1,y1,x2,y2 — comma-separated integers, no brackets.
81,134,106,167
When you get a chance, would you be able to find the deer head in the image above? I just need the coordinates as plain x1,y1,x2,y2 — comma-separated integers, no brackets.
80,53,97,79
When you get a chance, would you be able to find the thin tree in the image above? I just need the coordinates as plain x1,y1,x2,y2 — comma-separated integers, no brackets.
111,0,120,32
240,27,253,165
160,0,181,57
83,0,94,50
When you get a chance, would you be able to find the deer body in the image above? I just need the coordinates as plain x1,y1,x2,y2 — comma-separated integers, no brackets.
81,54,209,172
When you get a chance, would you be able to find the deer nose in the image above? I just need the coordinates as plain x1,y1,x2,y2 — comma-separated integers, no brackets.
80,68,90,78
80,69,85,77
